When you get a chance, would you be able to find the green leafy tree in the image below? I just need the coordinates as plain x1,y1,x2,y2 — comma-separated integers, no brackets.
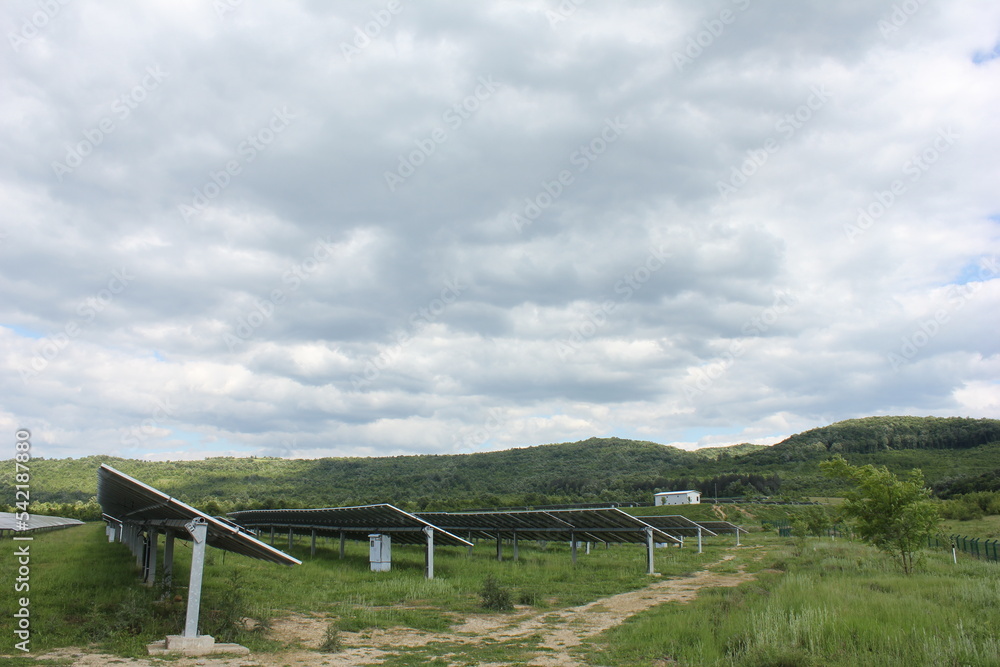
820,455,939,574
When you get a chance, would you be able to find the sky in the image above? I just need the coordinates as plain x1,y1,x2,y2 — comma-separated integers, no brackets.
1,0,998,461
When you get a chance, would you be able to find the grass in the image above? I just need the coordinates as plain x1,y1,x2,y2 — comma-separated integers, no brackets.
8,522,1000,665
0,522,712,658
584,534,1000,666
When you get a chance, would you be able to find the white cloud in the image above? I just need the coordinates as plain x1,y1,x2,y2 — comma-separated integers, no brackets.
1,0,997,460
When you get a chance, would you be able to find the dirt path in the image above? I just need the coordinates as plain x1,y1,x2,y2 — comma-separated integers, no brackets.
26,554,760,667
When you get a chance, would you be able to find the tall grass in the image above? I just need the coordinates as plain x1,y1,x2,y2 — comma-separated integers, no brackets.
587,536,1000,666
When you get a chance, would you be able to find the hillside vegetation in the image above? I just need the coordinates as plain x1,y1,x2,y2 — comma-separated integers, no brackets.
3,416,998,519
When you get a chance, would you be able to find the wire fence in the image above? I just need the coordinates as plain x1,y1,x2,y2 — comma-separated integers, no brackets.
928,534,1000,563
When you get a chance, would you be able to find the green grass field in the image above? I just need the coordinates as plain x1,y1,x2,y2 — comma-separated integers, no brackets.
586,534,1000,666
2,522,999,665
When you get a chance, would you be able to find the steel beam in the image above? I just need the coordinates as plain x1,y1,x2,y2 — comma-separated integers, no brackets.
163,531,175,588
424,526,434,579
183,518,208,638
645,527,655,575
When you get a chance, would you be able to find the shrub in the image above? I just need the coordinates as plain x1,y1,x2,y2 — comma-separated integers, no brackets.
319,622,342,652
480,574,514,612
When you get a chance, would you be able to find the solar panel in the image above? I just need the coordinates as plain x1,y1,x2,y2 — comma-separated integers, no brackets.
418,507,681,545
633,515,719,537
696,520,748,535
98,464,300,566
0,512,84,533
228,505,474,547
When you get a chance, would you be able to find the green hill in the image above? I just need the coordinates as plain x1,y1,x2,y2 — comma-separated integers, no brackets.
3,416,998,519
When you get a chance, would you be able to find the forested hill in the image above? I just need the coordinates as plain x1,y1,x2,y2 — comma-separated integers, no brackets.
3,416,999,517
772,416,1000,454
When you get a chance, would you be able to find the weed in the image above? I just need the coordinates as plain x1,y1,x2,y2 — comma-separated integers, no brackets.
319,621,342,652
480,574,514,612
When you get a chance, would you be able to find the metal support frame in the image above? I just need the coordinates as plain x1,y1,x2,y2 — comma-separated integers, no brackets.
311,529,316,557
512,530,519,561
183,518,208,639
287,527,293,551
736,527,741,546
571,532,577,565
645,527,655,575
424,526,435,579
137,528,146,568
467,531,474,558
496,532,503,562
697,526,703,554
163,531,175,588
339,531,345,559
145,529,159,585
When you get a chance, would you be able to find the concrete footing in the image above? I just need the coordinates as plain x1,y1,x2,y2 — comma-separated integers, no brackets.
147,634,250,656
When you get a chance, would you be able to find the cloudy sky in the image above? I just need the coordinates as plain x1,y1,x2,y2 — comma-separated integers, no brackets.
2,0,998,461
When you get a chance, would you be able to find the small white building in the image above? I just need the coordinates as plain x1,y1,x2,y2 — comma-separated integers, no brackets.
654,490,701,506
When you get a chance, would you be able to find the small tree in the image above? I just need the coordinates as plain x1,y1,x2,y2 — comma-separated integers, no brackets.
820,455,939,574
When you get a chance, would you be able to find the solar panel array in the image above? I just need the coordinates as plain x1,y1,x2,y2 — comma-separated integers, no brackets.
633,515,719,536
98,464,300,565
0,511,83,536
418,507,681,545
228,505,473,547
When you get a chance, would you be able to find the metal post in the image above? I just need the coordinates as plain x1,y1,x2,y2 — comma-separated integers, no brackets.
424,526,434,580
645,527,655,575
311,529,316,557
496,532,503,562
697,526,703,554
571,533,577,565
183,519,208,638
164,531,175,588
586,541,591,555
270,526,275,545
339,531,345,559
137,528,146,568
735,527,741,547
467,531,474,558
145,529,159,585
513,530,519,561
288,527,293,551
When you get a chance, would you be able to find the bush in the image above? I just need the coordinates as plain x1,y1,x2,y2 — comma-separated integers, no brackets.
516,588,538,606
319,622,342,652
479,574,514,612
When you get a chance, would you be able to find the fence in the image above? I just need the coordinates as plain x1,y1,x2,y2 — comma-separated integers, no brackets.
928,534,1000,563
